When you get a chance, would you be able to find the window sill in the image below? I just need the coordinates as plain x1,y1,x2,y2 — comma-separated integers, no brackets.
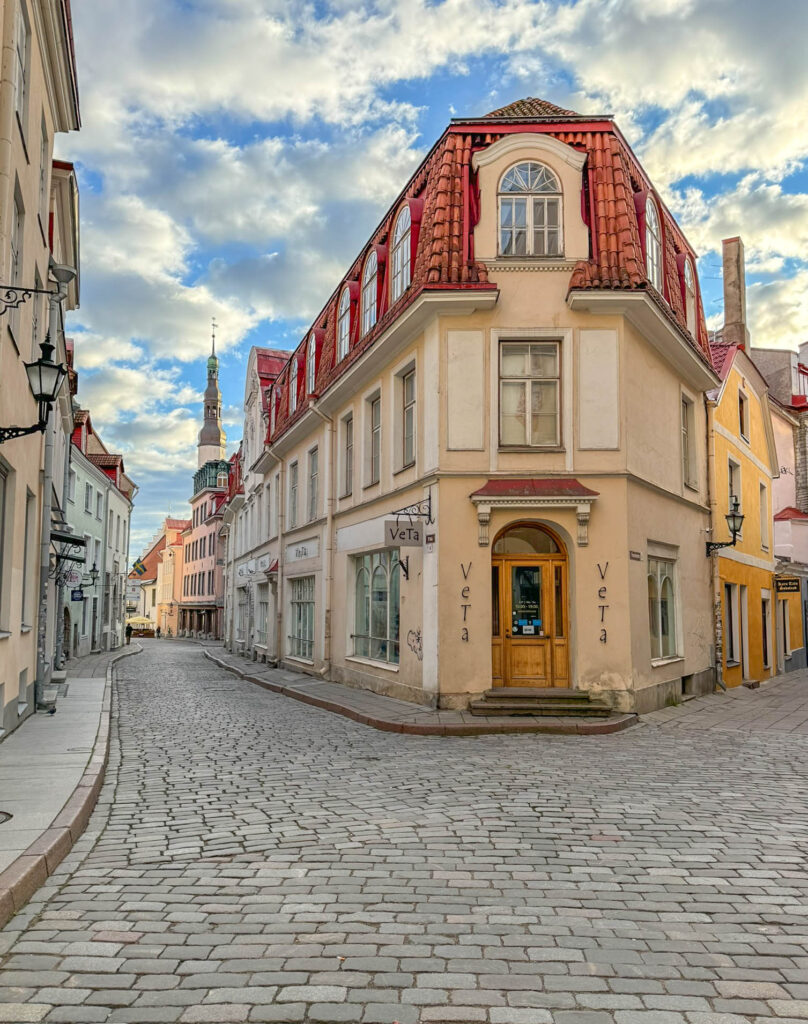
339,491,353,501
363,479,381,491
726,659,741,668
683,480,699,493
393,462,416,478
498,445,564,453
286,655,314,667
346,655,399,674
20,625,31,633
0,632,10,641
650,655,684,668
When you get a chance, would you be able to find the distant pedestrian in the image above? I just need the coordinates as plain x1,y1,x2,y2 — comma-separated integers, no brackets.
125,624,132,645
156,626,161,639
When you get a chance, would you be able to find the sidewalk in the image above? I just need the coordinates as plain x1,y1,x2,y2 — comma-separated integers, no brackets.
204,646,637,736
0,644,139,927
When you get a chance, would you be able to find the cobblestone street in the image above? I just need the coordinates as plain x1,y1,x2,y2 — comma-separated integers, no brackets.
1,641,808,1023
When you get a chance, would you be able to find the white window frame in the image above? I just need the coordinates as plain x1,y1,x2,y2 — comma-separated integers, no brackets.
499,340,561,448
498,160,563,258
0,465,8,628
288,461,298,530
684,258,696,336
648,555,679,662
401,367,416,469
288,574,315,662
9,189,24,340
352,550,400,666
681,393,696,489
724,582,740,666
728,457,742,536
368,393,381,485
13,3,29,127
38,116,49,226
738,390,749,442
760,482,769,550
391,206,411,303
307,333,316,394
307,446,318,522
342,413,353,497
290,358,298,414
337,287,351,360
646,197,663,292
361,251,378,335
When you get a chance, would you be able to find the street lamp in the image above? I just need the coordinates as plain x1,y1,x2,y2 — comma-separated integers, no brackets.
84,563,100,587
706,496,745,555
0,332,67,444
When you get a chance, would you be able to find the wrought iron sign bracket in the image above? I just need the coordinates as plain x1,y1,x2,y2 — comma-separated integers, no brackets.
0,284,58,316
0,415,47,444
390,491,434,527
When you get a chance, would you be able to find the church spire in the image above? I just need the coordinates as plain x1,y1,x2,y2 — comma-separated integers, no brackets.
198,319,226,468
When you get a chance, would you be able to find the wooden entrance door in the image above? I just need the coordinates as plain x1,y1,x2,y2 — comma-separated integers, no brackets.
490,524,569,689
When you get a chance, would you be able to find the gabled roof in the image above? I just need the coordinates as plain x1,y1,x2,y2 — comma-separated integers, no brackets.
165,518,191,531
255,349,289,380
775,506,808,522
128,534,166,580
87,453,122,469
483,97,579,119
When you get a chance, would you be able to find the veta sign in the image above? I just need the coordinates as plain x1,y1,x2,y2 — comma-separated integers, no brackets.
384,520,423,547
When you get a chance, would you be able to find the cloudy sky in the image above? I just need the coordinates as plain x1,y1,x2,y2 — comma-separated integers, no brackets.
56,0,808,558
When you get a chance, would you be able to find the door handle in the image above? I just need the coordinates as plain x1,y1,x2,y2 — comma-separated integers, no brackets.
505,631,511,638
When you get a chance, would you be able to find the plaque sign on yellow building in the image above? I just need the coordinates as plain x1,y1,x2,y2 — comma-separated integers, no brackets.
708,239,803,686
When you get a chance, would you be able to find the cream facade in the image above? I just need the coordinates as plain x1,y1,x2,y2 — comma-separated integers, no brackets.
0,0,79,726
223,100,722,713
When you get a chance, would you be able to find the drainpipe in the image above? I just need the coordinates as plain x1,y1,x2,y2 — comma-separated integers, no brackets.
311,401,334,674
54,431,72,669
274,455,285,668
706,397,727,691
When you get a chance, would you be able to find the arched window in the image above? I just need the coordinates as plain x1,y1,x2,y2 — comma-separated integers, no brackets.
499,161,562,257
648,556,677,660
646,197,663,291
361,251,378,335
337,287,351,361
290,357,298,414
684,258,696,336
306,333,316,394
353,550,400,664
391,206,411,303
493,524,560,555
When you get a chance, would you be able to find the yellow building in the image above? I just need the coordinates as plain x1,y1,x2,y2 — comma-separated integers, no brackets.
708,238,802,685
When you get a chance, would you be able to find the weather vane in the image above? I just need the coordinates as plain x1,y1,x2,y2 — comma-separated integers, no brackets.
211,316,217,355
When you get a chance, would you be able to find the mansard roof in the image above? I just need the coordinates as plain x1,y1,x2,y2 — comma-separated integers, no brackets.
268,97,711,444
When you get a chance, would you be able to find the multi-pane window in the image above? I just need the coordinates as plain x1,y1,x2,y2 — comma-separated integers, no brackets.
391,206,411,302
499,161,562,257
760,483,769,549
684,258,696,336
724,582,739,664
648,557,677,660
369,395,381,484
0,467,7,623
646,197,663,291
84,484,92,512
96,492,103,519
256,583,269,646
739,391,749,440
337,287,351,360
308,447,318,522
402,369,415,468
13,4,28,122
499,341,560,447
288,461,298,529
361,251,378,335
290,357,298,414
38,119,49,223
343,414,353,496
9,195,23,337
728,458,741,517
681,395,696,487
307,333,316,394
288,575,314,660
68,470,76,502
353,550,400,664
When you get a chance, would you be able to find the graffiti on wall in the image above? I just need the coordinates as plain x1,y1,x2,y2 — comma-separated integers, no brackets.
407,629,423,661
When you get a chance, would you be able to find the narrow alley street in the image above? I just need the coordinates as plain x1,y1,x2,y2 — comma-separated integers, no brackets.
1,641,807,1023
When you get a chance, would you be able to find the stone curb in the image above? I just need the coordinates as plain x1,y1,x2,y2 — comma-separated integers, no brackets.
204,650,637,737
0,643,142,929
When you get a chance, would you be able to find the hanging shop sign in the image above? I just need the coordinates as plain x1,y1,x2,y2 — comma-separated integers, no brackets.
776,576,801,593
384,520,423,547
71,589,84,602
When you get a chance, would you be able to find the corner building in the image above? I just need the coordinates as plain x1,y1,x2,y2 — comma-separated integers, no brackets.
236,97,721,713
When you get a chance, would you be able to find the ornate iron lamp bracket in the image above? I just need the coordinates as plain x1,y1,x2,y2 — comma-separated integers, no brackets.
390,492,434,527
0,284,57,316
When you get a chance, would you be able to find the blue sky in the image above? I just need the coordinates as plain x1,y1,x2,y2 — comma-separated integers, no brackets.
55,0,808,557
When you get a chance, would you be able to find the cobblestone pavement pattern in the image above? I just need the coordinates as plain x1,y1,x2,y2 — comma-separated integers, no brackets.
0,641,807,1024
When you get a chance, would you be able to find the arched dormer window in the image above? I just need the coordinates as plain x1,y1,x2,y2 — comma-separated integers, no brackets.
645,197,663,291
361,251,378,336
290,357,298,414
391,206,411,303
683,258,696,336
498,161,562,257
306,333,316,394
337,287,351,360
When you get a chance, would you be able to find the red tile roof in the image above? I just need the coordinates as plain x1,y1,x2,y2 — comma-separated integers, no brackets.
774,506,808,522
470,478,600,499
709,342,737,379
165,518,191,530
87,453,122,468
128,534,166,580
268,97,711,444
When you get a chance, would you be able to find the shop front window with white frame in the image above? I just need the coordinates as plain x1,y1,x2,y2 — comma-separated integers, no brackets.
353,550,400,665
648,556,678,661
288,575,314,661
499,341,560,447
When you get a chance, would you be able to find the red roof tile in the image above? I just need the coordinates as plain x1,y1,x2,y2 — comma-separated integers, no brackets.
709,342,737,378
470,478,599,499
483,97,579,118
774,506,808,522
87,453,122,468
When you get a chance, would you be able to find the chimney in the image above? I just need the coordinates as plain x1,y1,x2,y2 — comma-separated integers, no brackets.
722,236,750,350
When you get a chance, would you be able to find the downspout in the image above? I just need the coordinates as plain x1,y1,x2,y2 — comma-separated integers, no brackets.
311,401,334,675
706,396,726,691
275,455,285,668
54,429,72,668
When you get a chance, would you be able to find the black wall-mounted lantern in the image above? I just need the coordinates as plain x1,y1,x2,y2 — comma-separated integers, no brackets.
0,334,67,444
706,496,745,556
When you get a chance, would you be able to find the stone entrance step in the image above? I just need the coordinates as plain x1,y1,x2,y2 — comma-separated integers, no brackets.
470,687,612,718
